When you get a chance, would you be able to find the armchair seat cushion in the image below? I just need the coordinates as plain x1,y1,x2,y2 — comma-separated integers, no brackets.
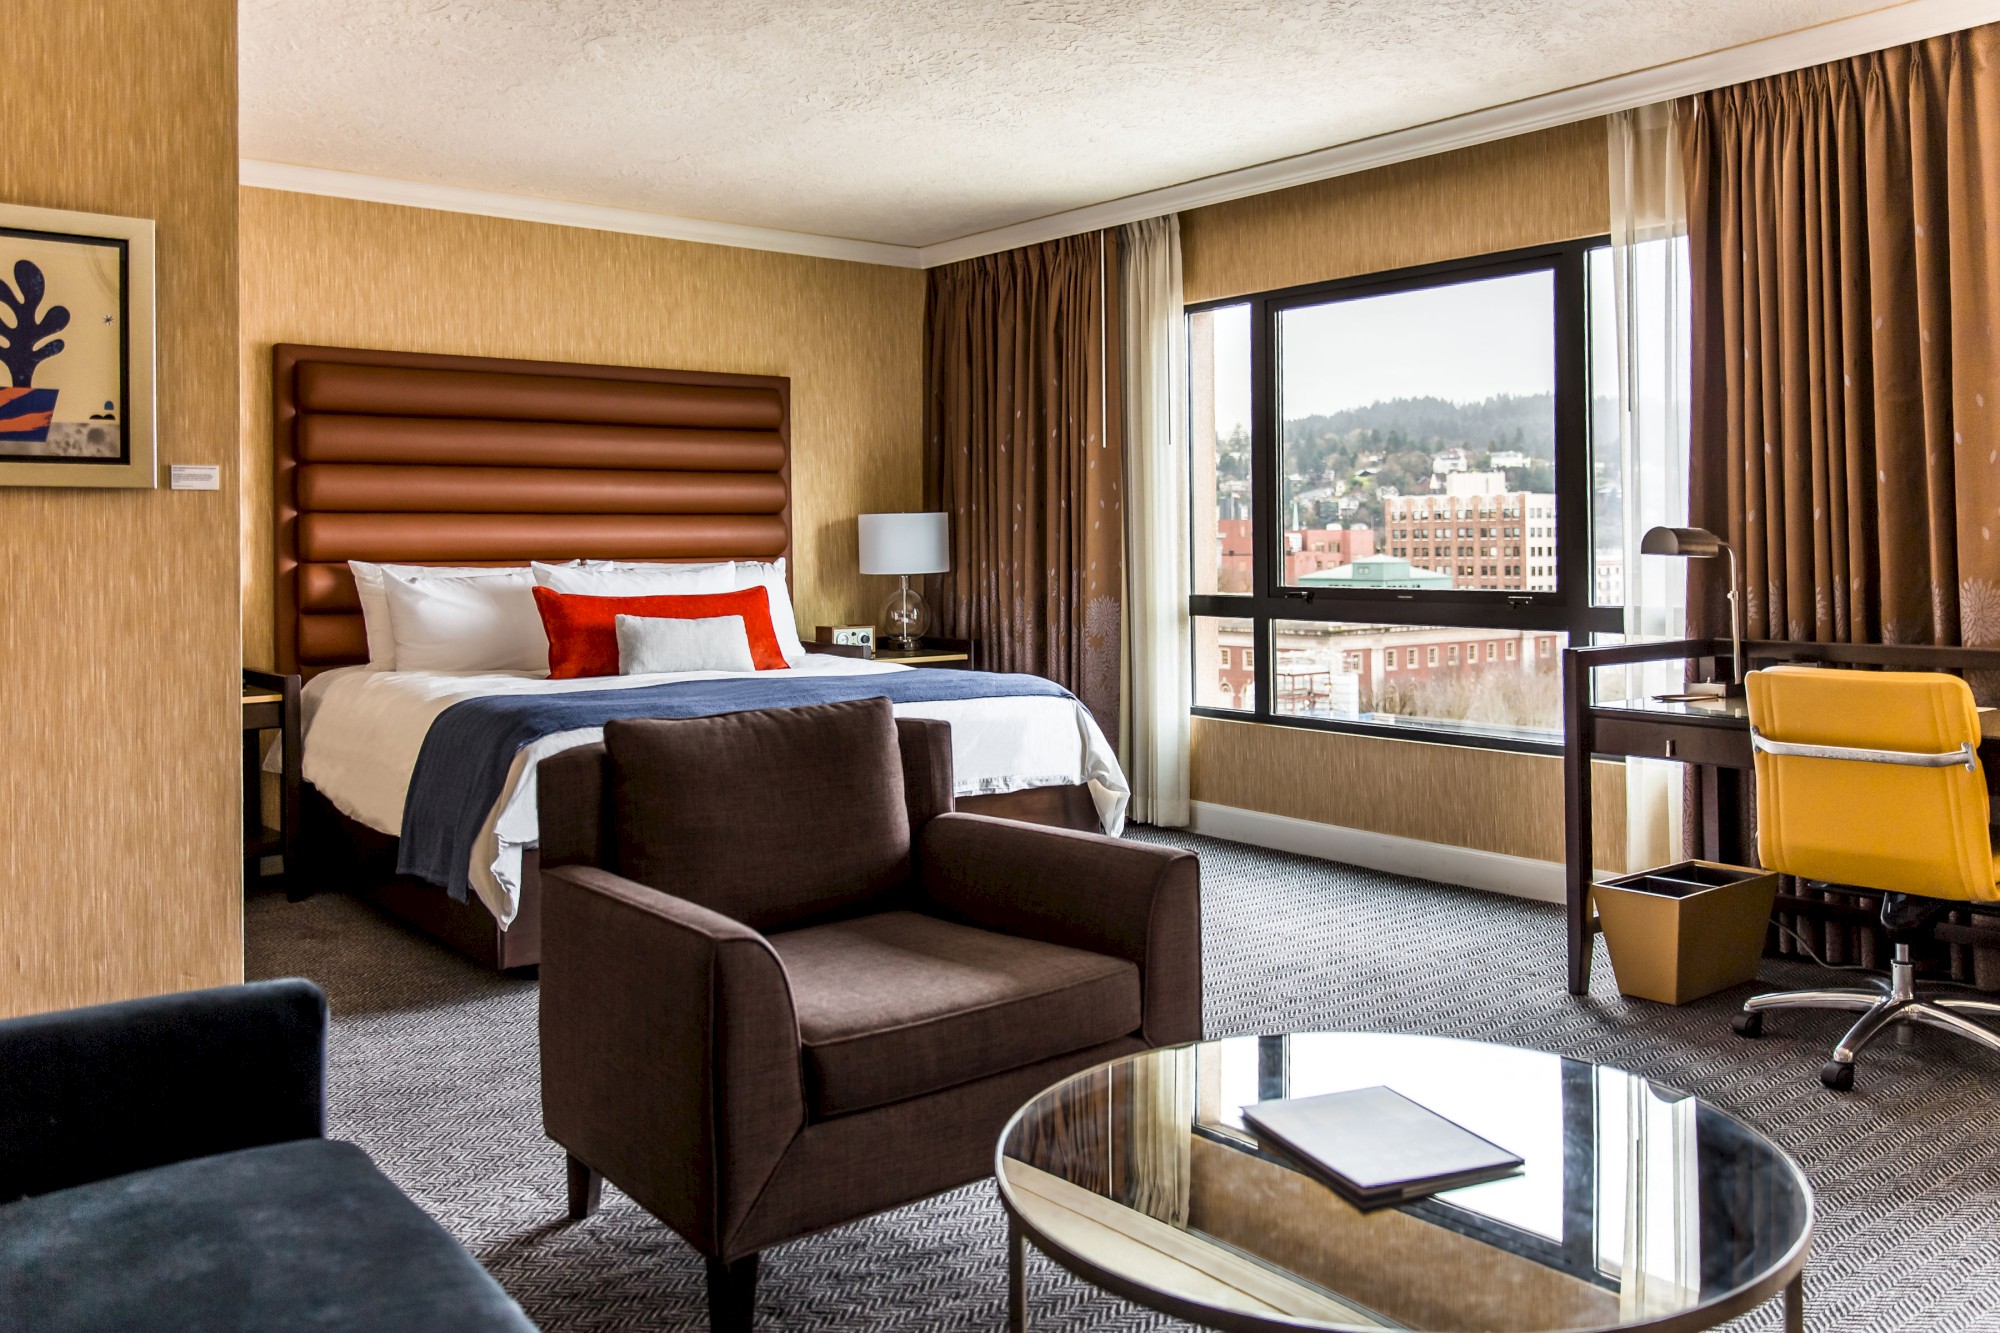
0,1139,535,1332
768,910,1141,1117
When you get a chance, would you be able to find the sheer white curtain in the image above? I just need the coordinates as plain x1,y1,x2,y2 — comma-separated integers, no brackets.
1119,215,1191,826
1609,104,1693,872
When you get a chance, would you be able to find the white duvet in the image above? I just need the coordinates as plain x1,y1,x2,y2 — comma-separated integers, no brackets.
299,656,1128,926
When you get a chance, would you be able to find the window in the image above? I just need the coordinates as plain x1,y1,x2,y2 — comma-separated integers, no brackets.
1189,303,1253,596
1269,622,1569,742
1187,239,1621,751
1193,616,1254,712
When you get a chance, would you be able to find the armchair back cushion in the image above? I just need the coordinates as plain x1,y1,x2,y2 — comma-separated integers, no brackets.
603,696,913,932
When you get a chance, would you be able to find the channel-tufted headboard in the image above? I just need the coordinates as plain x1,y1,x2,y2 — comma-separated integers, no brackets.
273,344,791,678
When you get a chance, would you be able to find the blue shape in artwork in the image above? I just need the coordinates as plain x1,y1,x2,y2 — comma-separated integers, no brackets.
0,260,69,388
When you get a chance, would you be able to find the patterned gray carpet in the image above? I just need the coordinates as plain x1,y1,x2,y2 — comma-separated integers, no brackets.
245,829,2000,1332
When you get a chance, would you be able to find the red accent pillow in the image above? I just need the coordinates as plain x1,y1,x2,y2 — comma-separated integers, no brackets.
531,585,788,678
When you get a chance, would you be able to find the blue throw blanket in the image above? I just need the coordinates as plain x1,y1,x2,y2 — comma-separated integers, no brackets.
398,670,1076,900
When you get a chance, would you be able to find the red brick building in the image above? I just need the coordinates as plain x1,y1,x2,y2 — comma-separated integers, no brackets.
1203,622,1563,728
1216,519,1375,592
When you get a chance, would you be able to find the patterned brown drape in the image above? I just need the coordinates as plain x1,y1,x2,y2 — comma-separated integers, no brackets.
1685,25,2000,984
1686,25,2000,649
924,233,1125,738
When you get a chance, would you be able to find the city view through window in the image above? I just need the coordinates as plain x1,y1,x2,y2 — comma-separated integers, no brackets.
1191,253,1621,743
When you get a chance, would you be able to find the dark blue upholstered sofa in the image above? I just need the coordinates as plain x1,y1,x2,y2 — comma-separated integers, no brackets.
0,979,536,1331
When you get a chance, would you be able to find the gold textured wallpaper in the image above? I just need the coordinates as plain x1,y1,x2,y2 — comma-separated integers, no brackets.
1192,718,1628,869
1182,120,1610,304
0,0,242,1016
239,189,926,669
1181,121,1613,863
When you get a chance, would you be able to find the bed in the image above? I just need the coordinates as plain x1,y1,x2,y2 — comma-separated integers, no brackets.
273,344,1126,969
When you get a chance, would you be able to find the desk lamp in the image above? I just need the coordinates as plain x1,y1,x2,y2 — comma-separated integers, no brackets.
1639,525,1742,696
859,512,949,651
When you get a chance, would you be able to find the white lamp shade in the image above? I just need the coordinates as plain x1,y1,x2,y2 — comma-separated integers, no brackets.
858,512,949,575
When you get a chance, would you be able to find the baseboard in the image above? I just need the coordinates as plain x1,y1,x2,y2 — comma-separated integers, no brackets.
1186,802,1566,904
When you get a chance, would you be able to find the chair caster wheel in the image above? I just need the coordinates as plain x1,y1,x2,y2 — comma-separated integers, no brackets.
1819,1060,1854,1091
1732,1011,1764,1038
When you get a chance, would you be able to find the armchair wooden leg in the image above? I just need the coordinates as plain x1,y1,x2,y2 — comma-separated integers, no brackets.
706,1254,759,1333
565,1153,601,1220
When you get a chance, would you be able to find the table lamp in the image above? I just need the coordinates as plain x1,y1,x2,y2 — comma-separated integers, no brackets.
859,512,949,651
1639,525,1742,696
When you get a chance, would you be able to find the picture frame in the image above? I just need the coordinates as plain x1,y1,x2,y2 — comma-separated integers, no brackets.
0,201,155,488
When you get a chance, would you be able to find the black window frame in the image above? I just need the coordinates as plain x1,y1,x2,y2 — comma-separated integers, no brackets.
1188,237,1619,756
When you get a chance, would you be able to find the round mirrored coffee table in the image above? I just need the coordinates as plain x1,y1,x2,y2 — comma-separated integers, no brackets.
997,1033,1811,1333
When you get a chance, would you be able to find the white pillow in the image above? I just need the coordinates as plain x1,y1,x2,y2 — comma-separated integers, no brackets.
616,614,755,675
531,559,737,598
348,562,535,671
379,566,549,674
732,558,805,666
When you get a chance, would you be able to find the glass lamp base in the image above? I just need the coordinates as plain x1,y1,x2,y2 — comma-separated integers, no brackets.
880,578,930,651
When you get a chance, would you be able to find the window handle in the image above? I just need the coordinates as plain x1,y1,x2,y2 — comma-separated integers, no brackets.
1282,588,1315,602
1507,595,1533,607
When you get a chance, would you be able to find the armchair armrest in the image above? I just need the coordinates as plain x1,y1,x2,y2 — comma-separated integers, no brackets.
916,813,1201,1046
0,978,327,1202
539,864,805,1259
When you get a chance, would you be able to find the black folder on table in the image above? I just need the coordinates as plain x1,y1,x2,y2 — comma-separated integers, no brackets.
1241,1085,1525,1211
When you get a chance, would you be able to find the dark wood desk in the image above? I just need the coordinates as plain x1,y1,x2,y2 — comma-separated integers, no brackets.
1562,638,2000,995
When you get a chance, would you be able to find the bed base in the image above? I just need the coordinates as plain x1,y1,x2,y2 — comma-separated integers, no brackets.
302,784,1102,972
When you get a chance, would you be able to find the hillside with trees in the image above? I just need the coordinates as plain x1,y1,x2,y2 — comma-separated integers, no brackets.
1259,393,1619,547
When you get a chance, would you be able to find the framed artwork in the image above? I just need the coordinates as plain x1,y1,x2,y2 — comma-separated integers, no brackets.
0,201,155,488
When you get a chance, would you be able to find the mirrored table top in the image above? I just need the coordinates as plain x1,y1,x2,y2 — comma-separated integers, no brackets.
997,1033,1812,1333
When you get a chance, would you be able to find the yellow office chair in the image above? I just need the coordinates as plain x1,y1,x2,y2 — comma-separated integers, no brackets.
1734,665,2000,1089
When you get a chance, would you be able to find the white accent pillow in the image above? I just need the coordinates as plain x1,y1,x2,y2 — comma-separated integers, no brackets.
616,614,755,675
349,561,537,671
531,559,737,598
379,566,549,674
732,558,805,666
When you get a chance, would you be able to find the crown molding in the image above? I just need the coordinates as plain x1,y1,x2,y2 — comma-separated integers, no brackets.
236,160,926,268
242,0,1999,273
916,0,2000,266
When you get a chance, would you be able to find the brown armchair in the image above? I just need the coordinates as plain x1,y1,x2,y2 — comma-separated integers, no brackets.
535,697,1201,1332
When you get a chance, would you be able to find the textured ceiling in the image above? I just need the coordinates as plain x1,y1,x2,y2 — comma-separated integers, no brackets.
241,0,1894,249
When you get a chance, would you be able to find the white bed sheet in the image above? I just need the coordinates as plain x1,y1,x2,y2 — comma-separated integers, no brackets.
299,657,1128,926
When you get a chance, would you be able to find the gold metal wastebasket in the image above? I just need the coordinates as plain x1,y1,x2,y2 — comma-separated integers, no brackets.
1592,860,1780,1005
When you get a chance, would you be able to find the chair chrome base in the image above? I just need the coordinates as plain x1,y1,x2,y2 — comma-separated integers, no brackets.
1734,944,2000,1089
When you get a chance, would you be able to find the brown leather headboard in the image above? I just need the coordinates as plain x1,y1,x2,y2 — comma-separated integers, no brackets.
274,344,790,677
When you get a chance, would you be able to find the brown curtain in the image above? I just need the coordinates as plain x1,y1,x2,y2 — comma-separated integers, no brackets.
1686,24,2000,649
1685,25,2000,981
924,233,1125,738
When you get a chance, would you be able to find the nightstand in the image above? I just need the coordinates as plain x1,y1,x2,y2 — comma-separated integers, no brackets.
243,668,301,893
873,637,976,669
